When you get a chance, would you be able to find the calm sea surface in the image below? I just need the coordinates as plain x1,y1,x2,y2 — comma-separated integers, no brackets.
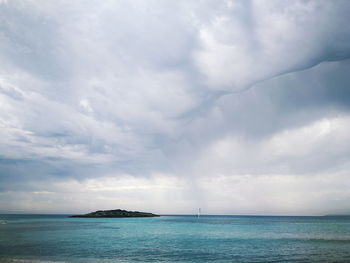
0,214,350,262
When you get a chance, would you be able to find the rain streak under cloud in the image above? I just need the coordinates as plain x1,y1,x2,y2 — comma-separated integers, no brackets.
1,0,350,215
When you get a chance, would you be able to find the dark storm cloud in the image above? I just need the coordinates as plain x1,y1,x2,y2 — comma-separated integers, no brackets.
216,59,350,139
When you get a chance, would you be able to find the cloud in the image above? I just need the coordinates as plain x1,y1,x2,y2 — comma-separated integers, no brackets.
1,172,349,216
191,115,350,177
195,0,350,90
0,0,350,214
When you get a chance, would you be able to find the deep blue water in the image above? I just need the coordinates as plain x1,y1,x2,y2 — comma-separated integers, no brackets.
1,214,350,262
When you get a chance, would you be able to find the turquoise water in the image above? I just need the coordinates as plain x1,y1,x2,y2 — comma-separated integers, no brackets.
1,215,350,262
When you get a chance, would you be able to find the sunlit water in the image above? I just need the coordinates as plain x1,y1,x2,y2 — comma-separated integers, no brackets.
1,214,350,262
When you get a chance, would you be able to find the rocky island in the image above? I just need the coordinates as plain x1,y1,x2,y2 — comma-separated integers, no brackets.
69,209,160,218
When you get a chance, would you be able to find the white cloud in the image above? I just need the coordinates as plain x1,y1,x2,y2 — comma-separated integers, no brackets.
1,171,349,215
192,115,350,178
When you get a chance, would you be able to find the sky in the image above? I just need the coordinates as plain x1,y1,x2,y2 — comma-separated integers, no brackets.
1,0,350,215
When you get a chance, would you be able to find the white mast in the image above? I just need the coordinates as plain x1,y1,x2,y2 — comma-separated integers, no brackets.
197,208,201,218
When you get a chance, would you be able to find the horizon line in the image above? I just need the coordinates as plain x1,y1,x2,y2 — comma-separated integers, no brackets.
1,212,350,217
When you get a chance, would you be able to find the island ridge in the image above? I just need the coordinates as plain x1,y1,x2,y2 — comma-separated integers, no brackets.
69,209,159,218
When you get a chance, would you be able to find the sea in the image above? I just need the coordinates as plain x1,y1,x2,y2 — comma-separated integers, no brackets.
0,214,350,262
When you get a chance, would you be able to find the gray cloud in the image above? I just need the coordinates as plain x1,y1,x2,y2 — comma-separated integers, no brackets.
1,0,350,214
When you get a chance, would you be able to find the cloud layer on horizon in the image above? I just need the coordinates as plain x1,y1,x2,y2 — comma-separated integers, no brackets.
1,0,350,215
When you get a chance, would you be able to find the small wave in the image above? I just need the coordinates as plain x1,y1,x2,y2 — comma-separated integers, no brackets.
1,259,67,263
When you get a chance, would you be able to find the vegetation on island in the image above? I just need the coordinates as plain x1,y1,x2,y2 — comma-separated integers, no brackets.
69,209,159,218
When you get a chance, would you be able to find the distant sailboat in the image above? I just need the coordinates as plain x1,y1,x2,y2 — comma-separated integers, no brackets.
197,208,201,218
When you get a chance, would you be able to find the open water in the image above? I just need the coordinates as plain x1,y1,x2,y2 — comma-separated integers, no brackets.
1,214,350,262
